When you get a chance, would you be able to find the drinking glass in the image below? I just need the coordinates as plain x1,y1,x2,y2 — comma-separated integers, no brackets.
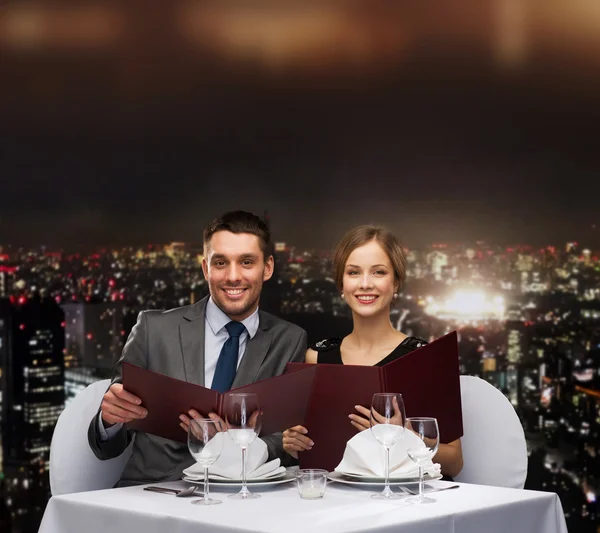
404,417,440,504
187,418,224,505
222,392,262,499
370,393,406,500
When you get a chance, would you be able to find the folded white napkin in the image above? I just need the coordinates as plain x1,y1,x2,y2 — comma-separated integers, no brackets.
210,459,285,480
335,428,441,479
183,434,285,480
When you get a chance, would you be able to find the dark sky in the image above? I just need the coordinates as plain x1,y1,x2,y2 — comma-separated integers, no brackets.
1,1,600,250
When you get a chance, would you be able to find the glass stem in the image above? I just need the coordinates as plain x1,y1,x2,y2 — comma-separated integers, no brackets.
384,446,391,495
241,446,248,494
418,464,424,502
203,466,209,503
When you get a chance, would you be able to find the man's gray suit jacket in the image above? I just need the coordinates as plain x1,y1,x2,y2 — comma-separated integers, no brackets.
87,296,307,486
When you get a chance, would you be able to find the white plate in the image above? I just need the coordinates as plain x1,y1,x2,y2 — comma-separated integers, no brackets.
183,469,286,483
183,471,296,487
328,471,442,486
208,470,287,482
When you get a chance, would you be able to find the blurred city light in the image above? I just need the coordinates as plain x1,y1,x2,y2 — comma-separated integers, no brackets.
425,290,505,321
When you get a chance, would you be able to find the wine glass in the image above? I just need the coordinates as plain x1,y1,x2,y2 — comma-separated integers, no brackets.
370,393,406,500
187,418,224,505
404,417,439,504
222,392,262,500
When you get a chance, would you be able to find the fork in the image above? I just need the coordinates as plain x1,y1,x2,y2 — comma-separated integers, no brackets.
400,484,459,495
143,486,202,497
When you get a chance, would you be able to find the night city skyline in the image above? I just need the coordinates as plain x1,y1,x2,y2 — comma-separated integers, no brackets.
1,236,600,531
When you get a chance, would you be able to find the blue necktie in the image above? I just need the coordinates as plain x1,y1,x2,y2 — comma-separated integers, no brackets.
211,321,246,393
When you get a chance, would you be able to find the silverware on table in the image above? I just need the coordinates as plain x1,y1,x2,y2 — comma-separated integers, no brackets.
401,484,460,495
143,486,200,497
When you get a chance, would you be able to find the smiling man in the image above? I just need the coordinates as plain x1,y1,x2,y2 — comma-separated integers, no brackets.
88,211,307,486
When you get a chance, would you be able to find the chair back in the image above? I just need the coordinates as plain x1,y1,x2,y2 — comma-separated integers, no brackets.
453,375,527,489
50,379,133,495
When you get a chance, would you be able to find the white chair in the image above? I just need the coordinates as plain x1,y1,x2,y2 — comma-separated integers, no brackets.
453,375,528,489
50,379,134,496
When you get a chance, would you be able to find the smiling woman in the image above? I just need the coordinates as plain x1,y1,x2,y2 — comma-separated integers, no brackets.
310,226,415,369
282,224,464,479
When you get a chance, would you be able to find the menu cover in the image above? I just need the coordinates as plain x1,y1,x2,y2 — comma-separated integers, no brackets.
285,331,462,470
122,362,317,443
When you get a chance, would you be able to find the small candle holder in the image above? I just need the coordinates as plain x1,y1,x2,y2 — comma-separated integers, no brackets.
295,469,328,499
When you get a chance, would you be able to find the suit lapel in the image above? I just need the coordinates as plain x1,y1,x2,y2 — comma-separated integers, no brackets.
231,311,273,388
179,297,208,386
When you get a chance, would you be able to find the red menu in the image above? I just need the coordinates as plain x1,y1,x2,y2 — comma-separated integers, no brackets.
285,331,462,470
123,362,317,443
122,331,462,471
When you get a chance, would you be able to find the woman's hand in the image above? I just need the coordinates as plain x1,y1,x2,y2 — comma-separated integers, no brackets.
282,425,313,459
348,405,371,432
350,397,404,432
371,396,404,426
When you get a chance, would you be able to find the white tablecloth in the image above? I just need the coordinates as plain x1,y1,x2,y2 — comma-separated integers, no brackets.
39,479,568,533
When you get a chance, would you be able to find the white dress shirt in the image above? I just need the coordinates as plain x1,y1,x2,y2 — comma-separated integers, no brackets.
99,297,259,440
203,296,259,388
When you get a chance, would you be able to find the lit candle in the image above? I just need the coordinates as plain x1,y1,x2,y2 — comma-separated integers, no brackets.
299,485,324,499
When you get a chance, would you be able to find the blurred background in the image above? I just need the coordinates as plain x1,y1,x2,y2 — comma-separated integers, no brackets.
1,0,599,531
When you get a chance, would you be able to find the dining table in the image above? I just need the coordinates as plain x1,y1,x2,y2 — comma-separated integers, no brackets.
38,475,568,533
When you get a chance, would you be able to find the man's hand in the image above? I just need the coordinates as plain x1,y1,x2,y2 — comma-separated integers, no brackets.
179,410,227,434
101,383,147,426
282,425,313,459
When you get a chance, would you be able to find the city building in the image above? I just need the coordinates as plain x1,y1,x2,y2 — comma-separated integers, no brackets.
62,302,129,404
0,297,64,532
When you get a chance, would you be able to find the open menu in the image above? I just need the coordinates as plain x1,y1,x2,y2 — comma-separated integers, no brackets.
122,362,317,443
122,331,462,470
286,331,463,470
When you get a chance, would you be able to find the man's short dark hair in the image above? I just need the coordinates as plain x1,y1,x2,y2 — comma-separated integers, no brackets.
203,211,272,258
